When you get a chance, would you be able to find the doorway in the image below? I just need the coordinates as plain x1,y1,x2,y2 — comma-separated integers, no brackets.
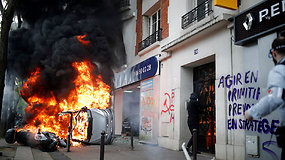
193,62,216,153
122,88,140,136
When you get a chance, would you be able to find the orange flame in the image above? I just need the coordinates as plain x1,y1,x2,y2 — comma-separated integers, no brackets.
76,35,90,46
20,60,111,143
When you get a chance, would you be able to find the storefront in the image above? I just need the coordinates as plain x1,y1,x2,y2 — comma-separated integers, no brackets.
233,0,285,159
114,56,160,144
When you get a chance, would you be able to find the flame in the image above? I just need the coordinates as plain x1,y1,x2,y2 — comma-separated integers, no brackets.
20,60,111,143
76,35,90,46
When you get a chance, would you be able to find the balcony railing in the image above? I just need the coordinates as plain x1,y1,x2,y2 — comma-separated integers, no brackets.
138,29,162,52
120,0,130,9
181,0,213,29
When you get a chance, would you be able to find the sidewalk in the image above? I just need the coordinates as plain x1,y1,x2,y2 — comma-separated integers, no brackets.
0,136,215,160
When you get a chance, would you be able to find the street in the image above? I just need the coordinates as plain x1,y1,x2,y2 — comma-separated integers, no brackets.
0,136,215,160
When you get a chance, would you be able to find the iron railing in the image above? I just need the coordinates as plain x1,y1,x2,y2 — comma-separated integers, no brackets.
138,29,162,52
181,0,213,29
120,0,130,9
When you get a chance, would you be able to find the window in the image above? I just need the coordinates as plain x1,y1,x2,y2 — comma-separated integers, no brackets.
138,9,162,52
181,0,213,29
197,0,206,21
149,10,160,35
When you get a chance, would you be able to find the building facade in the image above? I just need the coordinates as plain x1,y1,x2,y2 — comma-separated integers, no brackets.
114,0,285,159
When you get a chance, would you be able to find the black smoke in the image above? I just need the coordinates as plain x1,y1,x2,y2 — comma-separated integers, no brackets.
8,0,126,99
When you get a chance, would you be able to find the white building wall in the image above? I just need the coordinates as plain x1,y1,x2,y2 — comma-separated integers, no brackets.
159,23,233,151
120,0,282,159
157,0,236,152
166,0,188,42
122,0,138,67
157,1,275,159
142,0,159,14
238,0,263,12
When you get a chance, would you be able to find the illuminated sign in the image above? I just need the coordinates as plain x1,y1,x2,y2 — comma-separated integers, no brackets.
114,56,159,88
234,0,285,45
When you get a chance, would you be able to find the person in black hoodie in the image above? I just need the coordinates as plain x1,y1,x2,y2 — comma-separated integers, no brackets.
186,92,205,154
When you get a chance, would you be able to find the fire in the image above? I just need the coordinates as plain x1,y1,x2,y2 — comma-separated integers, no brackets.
76,35,90,46
20,60,111,143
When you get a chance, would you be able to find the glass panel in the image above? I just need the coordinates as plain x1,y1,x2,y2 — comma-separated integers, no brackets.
149,18,151,36
197,0,206,21
193,62,216,153
158,10,161,31
152,13,157,34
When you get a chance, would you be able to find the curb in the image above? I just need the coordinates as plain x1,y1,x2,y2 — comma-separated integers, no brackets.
14,146,34,160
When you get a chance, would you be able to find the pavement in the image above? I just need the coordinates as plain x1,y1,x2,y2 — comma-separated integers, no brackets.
0,136,215,160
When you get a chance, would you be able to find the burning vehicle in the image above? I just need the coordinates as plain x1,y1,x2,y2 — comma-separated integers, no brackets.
5,0,125,151
6,107,114,151
5,60,115,151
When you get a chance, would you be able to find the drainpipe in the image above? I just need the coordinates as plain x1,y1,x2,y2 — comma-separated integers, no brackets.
228,18,235,159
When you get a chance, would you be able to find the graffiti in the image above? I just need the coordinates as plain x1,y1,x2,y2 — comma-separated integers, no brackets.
262,141,279,160
218,71,258,89
228,118,279,134
141,117,152,132
218,71,260,102
161,91,175,131
142,96,153,106
218,70,280,134
218,70,281,158
140,79,154,140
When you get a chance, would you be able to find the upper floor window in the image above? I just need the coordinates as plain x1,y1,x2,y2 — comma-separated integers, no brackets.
138,9,162,52
149,10,161,35
182,0,213,29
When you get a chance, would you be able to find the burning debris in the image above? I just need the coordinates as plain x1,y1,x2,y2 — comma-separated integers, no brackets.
6,128,66,152
5,0,124,150
5,107,114,151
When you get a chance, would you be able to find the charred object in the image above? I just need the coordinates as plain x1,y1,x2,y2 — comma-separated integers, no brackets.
5,107,114,151
5,128,66,152
59,107,115,145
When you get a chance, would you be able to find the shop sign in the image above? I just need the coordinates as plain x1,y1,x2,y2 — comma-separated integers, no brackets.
234,0,285,45
114,56,159,88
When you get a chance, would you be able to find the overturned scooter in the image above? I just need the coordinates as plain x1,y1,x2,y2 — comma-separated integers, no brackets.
5,128,66,152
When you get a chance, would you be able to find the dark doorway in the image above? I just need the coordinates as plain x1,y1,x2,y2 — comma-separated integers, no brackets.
122,88,140,136
193,62,215,153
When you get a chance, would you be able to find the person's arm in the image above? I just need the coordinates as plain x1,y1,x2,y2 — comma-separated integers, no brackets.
246,86,284,120
246,66,285,120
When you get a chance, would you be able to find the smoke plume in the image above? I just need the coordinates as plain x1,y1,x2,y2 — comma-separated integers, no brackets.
8,0,126,100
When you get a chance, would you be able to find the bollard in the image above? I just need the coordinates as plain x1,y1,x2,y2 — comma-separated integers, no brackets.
193,129,197,160
67,126,71,152
67,112,73,152
100,131,106,160
130,125,134,150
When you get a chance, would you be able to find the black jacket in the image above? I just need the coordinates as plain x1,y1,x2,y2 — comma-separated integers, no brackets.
187,100,204,126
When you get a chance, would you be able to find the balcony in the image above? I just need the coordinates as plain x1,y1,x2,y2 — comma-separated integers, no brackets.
138,29,162,52
181,0,213,29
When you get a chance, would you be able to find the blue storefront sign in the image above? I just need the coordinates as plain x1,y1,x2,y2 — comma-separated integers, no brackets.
114,56,159,88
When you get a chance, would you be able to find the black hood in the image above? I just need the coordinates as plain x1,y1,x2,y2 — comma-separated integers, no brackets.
190,93,198,100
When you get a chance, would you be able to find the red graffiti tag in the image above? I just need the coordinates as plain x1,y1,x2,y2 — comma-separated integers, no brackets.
161,92,175,131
